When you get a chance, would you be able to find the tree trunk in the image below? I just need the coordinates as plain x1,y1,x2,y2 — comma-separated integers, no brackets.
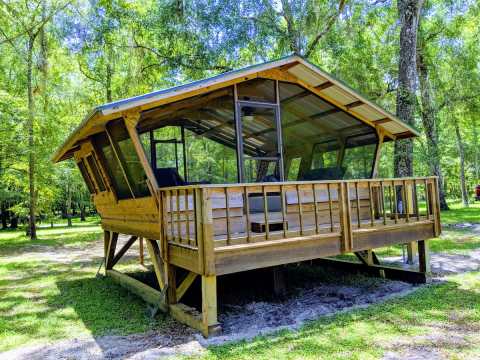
453,116,469,207
66,187,72,227
416,44,449,210
10,216,18,229
80,204,86,221
394,0,424,178
27,34,37,240
1,203,7,229
473,118,479,181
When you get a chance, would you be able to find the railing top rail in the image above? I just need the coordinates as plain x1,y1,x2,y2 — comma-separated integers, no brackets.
157,176,439,192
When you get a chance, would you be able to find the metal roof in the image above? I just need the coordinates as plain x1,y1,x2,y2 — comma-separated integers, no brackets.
53,54,419,163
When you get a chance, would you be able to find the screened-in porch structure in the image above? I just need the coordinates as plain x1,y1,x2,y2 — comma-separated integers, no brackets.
54,55,441,336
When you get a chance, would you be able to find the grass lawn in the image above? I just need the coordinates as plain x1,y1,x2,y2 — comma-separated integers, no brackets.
0,218,172,352
0,203,479,357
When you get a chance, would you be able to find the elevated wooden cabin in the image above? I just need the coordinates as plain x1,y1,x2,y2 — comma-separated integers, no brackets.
54,55,441,336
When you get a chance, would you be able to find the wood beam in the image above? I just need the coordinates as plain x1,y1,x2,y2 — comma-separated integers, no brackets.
316,81,334,90
146,239,166,290
111,235,138,268
374,117,392,125
107,269,168,311
176,272,198,302
105,231,118,270
346,100,364,109
418,240,430,273
202,275,220,336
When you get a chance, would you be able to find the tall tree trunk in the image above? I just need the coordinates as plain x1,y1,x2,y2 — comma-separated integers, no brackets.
416,44,449,210
27,34,37,240
1,203,7,229
453,116,469,207
66,186,72,227
472,118,479,181
394,0,424,178
80,204,86,221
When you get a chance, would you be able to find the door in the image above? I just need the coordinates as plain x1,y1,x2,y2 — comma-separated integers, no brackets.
237,102,284,182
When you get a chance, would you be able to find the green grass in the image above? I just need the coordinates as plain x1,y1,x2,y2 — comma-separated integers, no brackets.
0,203,479,355
440,200,480,224
0,220,170,352
199,271,480,359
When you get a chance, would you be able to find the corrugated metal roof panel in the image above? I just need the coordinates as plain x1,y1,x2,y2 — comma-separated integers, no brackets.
287,64,328,87
321,85,358,105
351,105,385,121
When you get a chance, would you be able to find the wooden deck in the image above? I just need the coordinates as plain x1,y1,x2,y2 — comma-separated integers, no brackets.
103,176,440,337
159,177,441,276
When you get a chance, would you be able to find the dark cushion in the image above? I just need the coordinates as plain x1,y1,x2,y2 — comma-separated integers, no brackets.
154,168,185,187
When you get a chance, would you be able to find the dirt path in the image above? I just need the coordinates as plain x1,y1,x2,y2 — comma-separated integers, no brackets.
2,230,480,359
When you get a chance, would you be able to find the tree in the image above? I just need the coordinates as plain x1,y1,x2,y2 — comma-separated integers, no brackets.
394,0,424,179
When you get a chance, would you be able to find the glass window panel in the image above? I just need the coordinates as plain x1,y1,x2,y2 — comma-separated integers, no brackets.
342,135,377,179
244,159,279,183
287,157,301,181
138,87,238,185
86,155,106,192
279,82,377,180
185,129,237,183
93,131,132,200
237,78,276,103
107,119,150,198
77,160,96,194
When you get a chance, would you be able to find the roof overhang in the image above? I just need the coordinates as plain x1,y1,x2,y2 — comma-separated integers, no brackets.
53,55,419,163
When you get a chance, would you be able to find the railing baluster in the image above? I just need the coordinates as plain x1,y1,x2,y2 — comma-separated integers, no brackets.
244,186,251,243
170,190,175,242
380,181,386,225
392,181,398,224
296,184,303,235
414,179,420,221
176,189,182,243
355,182,361,228
263,185,270,239
424,178,430,220
224,187,231,245
403,180,409,223
368,181,374,227
281,185,288,238
312,183,319,234
185,189,191,245
327,183,334,232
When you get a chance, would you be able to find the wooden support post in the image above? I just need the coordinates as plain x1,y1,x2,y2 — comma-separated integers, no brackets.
272,267,287,297
406,241,418,265
146,239,166,291
139,237,144,266
111,235,138,268
201,189,216,276
418,240,431,274
167,264,177,304
201,275,220,336
338,182,352,252
176,272,198,302
105,232,118,270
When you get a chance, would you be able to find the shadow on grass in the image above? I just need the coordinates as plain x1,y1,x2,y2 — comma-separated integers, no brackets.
207,277,480,359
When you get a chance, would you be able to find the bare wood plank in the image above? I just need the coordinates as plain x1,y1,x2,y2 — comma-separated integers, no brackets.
146,239,166,290
176,272,198,301
355,182,361,228
107,270,167,311
312,184,319,234
244,186,252,242
111,235,138,267
185,190,191,245
296,185,304,235
106,231,118,270
176,189,182,243
327,183,334,232
263,186,270,239
201,275,219,336
224,187,231,245
368,182,374,227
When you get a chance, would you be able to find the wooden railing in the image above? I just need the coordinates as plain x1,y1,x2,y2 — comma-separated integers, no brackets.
158,177,441,255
